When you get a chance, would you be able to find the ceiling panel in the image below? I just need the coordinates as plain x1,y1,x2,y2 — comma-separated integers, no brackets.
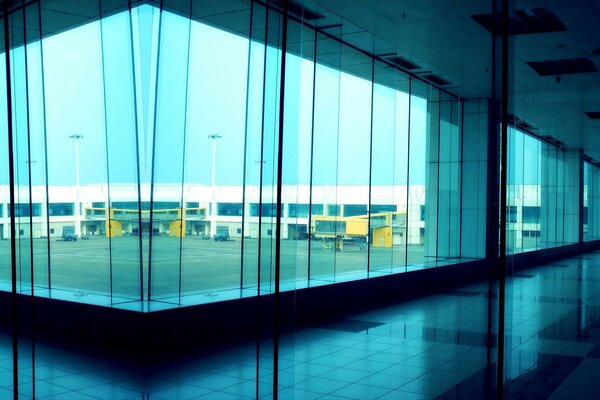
308,0,600,159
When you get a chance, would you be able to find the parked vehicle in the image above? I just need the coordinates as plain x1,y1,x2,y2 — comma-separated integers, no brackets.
62,233,78,241
213,232,230,241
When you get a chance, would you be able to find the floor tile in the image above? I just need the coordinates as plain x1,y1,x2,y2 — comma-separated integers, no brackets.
330,383,392,399
5,253,600,399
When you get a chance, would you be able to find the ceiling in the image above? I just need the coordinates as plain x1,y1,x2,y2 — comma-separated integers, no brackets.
303,0,600,161
2,0,600,159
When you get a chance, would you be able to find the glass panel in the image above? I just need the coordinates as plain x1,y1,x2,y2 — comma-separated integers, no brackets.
309,30,341,284
523,133,540,251
556,150,565,245
505,127,571,255
393,78,411,270
279,19,313,289
25,4,50,294
275,15,315,394
369,62,397,275
183,4,249,297
148,4,192,302
0,0,482,312
0,6,9,287
586,162,600,241
563,151,580,244
10,8,33,296
541,143,557,249
100,6,141,302
258,5,283,397
583,162,589,241
257,7,282,297
448,97,462,259
334,45,371,280
43,10,112,297
242,2,267,295
8,8,36,397
437,96,450,261
407,79,429,269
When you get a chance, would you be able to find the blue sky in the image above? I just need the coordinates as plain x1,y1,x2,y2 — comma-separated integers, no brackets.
0,5,436,189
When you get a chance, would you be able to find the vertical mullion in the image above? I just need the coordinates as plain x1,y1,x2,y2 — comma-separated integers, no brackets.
126,1,145,303
366,59,374,274
147,0,165,302
98,0,115,302
404,78,412,271
176,2,193,305
23,6,34,294
307,28,317,282
240,0,255,291
3,3,20,397
333,37,342,280
273,0,289,396
563,151,566,244
36,1,51,291
435,90,441,262
458,100,464,258
122,0,145,302
390,69,398,270
496,0,509,396
21,4,36,399
257,4,270,298
255,4,270,398
579,151,584,243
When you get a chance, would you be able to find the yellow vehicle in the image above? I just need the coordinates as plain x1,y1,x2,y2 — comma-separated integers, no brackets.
85,206,207,238
311,211,405,250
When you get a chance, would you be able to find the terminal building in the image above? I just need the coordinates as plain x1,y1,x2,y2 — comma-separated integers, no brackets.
2,183,585,252
1,0,600,399
1,184,422,243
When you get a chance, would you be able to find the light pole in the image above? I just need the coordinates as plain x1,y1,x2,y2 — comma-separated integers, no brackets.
208,133,222,237
69,133,83,237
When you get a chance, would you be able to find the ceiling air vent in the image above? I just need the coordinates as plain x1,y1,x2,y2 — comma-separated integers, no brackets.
540,135,564,148
517,121,533,130
507,114,538,134
386,56,421,71
507,114,522,125
422,74,450,86
585,111,600,119
271,0,324,21
527,58,598,76
471,7,566,36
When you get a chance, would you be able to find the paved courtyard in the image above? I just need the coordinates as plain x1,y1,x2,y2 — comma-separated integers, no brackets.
0,236,440,302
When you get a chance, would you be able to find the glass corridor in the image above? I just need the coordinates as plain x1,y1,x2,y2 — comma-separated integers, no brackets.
0,1,473,306
1,1,600,400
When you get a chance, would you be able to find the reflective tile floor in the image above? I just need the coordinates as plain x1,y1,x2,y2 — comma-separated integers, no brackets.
2,251,600,399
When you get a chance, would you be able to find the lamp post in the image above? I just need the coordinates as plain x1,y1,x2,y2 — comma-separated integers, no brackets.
69,133,83,237
208,133,222,237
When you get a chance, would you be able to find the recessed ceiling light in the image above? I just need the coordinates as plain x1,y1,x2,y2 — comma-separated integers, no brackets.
585,111,600,119
422,74,450,86
385,56,421,70
527,58,598,76
472,8,566,36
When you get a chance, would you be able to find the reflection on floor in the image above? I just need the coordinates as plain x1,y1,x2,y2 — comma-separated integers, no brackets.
2,251,600,399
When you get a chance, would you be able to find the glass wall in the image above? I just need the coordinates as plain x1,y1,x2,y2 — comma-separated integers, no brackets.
584,161,600,241
2,0,597,399
507,127,579,253
0,0,482,307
